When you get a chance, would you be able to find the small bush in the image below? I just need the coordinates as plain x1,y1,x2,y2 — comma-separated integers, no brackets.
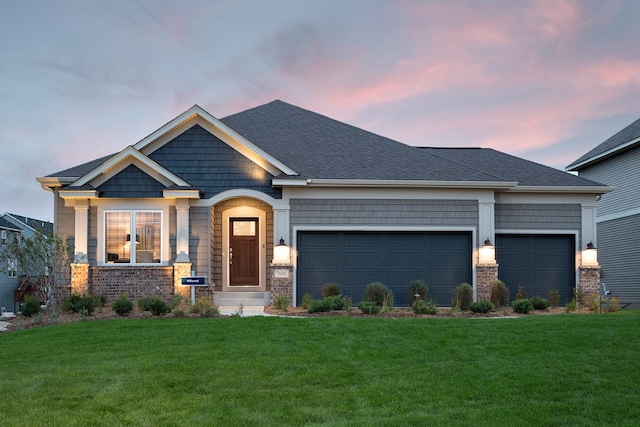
565,298,577,313
548,289,561,307
490,279,510,308
140,295,170,316
308,295,346,313
516,286,526,300
512,298,533,314
452,282,473,311
169,294,183,310
321,283,342,298
530,296,550,310
358,301,381,315
606,297,621,312
363,282,393,307
112,293,134,316
587,294,600,312
301,293,313,309
21,294,42,317
272,295,290,311
412,299,437,315
469,300,494,313
173,308,186,318
408,280,428,305
191,297,218,317
62,293,99,315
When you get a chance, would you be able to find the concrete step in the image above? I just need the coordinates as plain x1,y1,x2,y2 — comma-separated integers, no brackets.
213,292,270,307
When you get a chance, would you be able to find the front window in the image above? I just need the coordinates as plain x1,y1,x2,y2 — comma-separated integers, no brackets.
105,211,161,264
7,260,17,277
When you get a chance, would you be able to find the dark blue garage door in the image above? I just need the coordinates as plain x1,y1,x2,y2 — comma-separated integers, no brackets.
297,231,472,307
496,234,574,303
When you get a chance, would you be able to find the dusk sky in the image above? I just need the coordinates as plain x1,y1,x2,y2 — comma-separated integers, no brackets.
2,0,640,222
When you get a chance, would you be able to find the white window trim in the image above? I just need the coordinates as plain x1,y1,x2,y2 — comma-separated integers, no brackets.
97,202,170,266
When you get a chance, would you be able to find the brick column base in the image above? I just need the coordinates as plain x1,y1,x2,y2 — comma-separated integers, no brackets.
173,262,193,299
71,263,89,295
578,266,601,302
476,264,499,301
270,264,293,306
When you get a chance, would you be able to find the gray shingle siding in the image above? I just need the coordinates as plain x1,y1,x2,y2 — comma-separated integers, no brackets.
149,124,281,199
495,203,581,232
578,146,640,217
598,214,640,305
290,199,479,229
97,165,166,198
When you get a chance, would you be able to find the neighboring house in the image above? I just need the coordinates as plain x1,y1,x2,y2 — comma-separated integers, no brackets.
0,217,22,312
0,213,53,239
567,117,640,307
37,100,608,307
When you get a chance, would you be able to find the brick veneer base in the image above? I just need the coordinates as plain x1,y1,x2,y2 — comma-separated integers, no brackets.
270,264,293,306
173,262,193,299
476,264,499,301
90,266,174,302
578,266,601,300
71,263,89,295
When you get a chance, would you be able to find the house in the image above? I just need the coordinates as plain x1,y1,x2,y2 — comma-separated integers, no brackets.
567,117,640,307
36,100,609,307
0,217,22,312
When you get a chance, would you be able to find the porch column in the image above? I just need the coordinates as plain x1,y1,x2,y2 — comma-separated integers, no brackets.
175,199,190,262
73,200,89,263
476,198,497,301
578,200,601,301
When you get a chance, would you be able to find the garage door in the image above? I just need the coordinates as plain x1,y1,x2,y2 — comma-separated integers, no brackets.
296,231,472,307
496,235,574,303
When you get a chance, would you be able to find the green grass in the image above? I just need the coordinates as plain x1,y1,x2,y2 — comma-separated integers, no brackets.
1,312,640,426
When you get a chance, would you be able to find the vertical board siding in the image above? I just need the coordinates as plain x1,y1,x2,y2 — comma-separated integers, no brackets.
598,214,640,305
495,204,581,231
580,146,640,217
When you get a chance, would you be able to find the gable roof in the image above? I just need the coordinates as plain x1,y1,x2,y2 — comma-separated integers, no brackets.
1,213,53,236
38,100,609,195
567,117,640,171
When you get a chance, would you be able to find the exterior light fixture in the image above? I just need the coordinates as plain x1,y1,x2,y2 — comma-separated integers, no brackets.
582,242,598,267
273,237,291,265
478,238,496,265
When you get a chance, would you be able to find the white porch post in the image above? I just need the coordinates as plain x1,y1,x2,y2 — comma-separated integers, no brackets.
73,200,89,263
176,199,190,262
273,207,290,250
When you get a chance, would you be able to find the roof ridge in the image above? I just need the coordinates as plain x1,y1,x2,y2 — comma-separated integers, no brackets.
421,147,507,181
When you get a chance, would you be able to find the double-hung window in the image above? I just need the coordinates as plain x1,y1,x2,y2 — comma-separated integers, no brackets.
105,211,161,264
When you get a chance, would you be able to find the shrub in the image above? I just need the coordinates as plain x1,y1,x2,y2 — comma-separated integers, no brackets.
272,295,290,311
191,297,218,317
173,308,186,318
548,289,561,307
530,296,550,310
469,300,494,313
587,294,600,312
301,293,313,310
607,296,621,312
169,294,183,310
408,280,428,305
21,294,42,317
516,286,526,300
412,299,437,315
363,282,393,307
452,282,473,311
565,298,577,313
62,293,99,315
512,298,533,314
308,295,346,313
358,301,381,315
141,295,171,316
112,293,133,316
321,283,342,298
490,279,510,308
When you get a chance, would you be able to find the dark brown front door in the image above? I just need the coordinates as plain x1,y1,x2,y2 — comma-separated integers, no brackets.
229,218,259,286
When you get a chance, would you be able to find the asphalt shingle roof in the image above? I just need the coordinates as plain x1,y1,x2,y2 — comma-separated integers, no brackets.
567,117,640,170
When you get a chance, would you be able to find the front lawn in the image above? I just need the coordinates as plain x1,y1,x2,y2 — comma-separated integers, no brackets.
1,311,639,426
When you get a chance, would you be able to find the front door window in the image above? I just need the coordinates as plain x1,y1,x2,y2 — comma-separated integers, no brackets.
229,218,259,286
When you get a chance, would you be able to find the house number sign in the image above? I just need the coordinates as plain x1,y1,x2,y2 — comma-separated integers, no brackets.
273,269,290,279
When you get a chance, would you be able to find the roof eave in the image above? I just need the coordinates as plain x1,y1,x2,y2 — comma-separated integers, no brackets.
36,176,77,190
162,189,201,199
567,137,640,171
508,185,613,194
272,178,518,189
59,190,100,200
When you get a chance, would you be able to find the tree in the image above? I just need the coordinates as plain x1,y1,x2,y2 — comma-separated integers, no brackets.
0,232,73,312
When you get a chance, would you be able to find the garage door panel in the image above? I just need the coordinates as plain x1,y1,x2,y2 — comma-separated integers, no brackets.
297,231,471,306
496,235,574,302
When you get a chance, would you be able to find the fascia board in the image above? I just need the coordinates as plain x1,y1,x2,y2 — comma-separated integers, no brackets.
566,137,640,171
271,178,310,187
274,179,518,189
162,189,201,199
507,185,613,194
59,190,100,200
73,147,191,188
134,105,298,177
36,176,76,189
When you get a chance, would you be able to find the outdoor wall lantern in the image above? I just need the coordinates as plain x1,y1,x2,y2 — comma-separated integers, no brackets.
478,238,496,265
273,237,291,265
582,242,598,267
